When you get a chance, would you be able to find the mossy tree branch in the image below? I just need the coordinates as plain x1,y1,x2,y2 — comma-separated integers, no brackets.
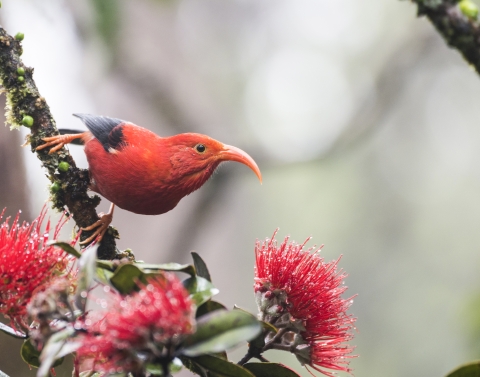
0,26,119,260
413,0,480,73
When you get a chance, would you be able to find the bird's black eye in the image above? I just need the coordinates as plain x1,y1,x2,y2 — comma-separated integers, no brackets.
195,144,206,153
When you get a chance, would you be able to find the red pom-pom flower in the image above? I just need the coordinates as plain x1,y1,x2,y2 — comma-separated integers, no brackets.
0,207,70,331
77,274,194,375
254,230,356,376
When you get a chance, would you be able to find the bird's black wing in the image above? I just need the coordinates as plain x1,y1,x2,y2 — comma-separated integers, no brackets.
73,113,126,152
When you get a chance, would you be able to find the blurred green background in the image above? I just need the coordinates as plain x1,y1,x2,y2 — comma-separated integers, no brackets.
1,0,480,376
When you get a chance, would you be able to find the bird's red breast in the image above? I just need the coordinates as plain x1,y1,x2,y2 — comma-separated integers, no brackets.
80,119,261,215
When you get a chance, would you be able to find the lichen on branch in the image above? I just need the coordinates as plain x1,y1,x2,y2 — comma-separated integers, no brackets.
413,0,480,73
0,26,119,260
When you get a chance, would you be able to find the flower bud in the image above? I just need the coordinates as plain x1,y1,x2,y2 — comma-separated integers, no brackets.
266,304,282,315
293,343,311,366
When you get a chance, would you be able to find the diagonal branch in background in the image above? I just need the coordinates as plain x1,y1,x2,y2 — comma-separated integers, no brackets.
0,26,119,260
412,0,480,73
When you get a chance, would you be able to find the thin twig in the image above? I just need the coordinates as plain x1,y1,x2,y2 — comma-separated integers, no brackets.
237,352,254,366
412,0,480,74
257,355,270,363
238,327,289,365
269,343,292,352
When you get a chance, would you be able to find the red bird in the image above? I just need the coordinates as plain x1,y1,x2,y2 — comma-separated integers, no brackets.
37,114,262,244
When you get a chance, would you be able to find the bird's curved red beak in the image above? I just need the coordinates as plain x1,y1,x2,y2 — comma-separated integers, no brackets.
219,144,262,183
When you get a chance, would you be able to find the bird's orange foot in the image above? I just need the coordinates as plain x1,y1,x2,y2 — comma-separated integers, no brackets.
79,211,114,245
36,134,79,154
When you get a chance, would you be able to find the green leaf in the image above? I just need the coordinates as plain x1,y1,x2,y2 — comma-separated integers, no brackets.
20,339,41,367
96,260,115,271
110,264,144,294
95,267,114,285
196,300,226,319
0,322,26,339
50,242,114,271
37,327,75,376
182,310,261,356
180,356,208,377
50,241,81,258
75,245,98,311
243,363,301,377
135,262,196,277
21,338,65,371
446,361,480,377
234,306,277,334
191,252,212,282
183,276,219,307
189,355,255,377
109,264,159,294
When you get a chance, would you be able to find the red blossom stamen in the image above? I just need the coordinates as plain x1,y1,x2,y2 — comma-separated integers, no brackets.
0,207,70,331
254,229,356,376
77,274,194,375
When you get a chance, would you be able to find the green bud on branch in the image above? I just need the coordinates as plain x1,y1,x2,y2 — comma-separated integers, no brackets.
21,115,33,127
17,67,25,76
459,0,479,19
50,182,61,193
14,32,24,41
58,161,70,172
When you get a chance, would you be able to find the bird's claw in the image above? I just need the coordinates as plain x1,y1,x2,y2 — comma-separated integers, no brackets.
36,135,74,154
79,212,113,245
36,135,67,154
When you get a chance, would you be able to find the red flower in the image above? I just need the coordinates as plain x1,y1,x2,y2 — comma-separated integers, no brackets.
77,274,194,375
0,207,70,331
254,230,356,376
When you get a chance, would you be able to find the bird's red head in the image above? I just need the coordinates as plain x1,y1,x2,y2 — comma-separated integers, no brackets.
165,133,262,194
